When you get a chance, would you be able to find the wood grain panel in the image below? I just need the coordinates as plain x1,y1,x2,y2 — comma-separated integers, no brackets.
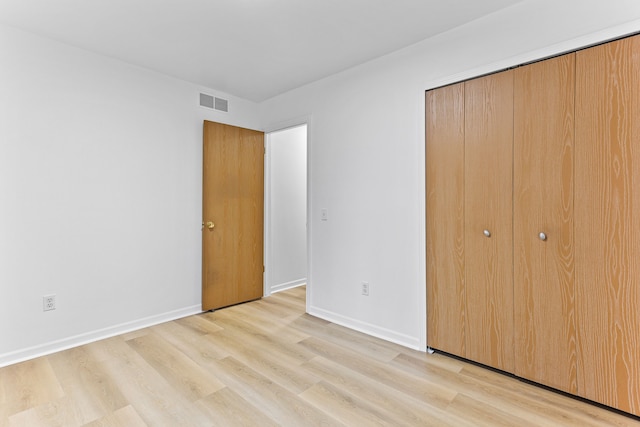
513,53,577,393
203,121,264,310
464,70,514,372
575,35,640,415
426,83,466,357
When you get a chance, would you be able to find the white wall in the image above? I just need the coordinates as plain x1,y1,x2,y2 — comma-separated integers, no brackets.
0,24,260,366
259,0,640,350
266,125,307,294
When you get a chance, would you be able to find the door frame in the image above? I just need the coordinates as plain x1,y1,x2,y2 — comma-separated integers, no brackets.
263,116,312,312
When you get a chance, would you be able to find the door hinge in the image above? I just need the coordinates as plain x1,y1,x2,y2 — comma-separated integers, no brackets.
263,265,265,272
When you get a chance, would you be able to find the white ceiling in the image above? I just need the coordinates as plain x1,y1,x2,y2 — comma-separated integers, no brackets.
0,0,521,102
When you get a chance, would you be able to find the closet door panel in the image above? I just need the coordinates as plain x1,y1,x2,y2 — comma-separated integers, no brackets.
575,35,640,415
464,70,514,372
426,84,466,356
513,54,577,393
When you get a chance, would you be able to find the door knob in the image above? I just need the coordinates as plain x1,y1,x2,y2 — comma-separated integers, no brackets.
483,229,491,238
206,221,215,230
539,232,547,241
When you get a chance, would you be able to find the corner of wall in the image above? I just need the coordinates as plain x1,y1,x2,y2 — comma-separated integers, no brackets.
308,304,422,351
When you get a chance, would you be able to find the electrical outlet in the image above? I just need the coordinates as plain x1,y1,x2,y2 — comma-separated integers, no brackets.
361,282,369,296
43,295,56,311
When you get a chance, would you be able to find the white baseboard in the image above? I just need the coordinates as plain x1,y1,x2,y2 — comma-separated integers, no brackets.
308,305,421,350
270,278,306,294
0,305,202,368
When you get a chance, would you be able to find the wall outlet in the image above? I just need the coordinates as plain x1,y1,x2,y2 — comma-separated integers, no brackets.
321,208,328,221
361,281,369,296
43,295,56,311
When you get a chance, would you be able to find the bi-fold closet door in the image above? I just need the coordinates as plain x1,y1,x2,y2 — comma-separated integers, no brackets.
426,84,466,358
464,70,514,373
574,35,640,415
513,38,640,412
427,33,640,416
427,58,575,383
513,54,576,394
426,69,515,373
426,67,544,376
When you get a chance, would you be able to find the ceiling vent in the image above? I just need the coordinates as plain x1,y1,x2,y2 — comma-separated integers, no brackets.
200,93,228,112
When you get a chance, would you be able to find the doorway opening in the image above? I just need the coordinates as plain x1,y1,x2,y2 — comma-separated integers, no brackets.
264,124,308,299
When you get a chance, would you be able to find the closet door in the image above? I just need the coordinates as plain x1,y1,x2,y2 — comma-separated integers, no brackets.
513,54,576,393
426,84,465,357
575,35,640,415
464,70,514,372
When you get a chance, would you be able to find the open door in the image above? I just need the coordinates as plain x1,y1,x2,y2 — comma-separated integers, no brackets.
202,120,264,311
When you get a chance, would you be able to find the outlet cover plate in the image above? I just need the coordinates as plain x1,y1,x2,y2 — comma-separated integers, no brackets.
43,295,56,311
361,282,369,296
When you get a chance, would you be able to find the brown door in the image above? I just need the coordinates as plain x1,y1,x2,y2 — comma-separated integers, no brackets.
513,53,577,393
202,121,264,311
426,83,466,357
575,35,640,415
464,70,514,373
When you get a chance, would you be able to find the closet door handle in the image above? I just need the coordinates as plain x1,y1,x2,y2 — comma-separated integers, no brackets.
539,232,547,241
483,229,491,238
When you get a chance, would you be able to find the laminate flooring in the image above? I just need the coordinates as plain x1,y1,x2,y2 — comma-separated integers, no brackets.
1,286,639,426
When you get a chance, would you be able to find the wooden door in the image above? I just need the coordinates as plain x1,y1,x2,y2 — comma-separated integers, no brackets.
464,70,514,373
426,83,466,357
202,121,264,311
513,54,577,393
575,35,640,415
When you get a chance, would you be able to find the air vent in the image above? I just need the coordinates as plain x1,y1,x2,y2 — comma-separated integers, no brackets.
214,97,228,112
199,93,214,108
199,93,229,113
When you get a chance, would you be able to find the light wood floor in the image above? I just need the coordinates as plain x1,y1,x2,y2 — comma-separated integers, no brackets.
1,286,639,426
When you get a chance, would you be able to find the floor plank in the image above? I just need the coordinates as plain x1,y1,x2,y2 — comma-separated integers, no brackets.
0,358,64,416
83,405,147,427
195,387,279,427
